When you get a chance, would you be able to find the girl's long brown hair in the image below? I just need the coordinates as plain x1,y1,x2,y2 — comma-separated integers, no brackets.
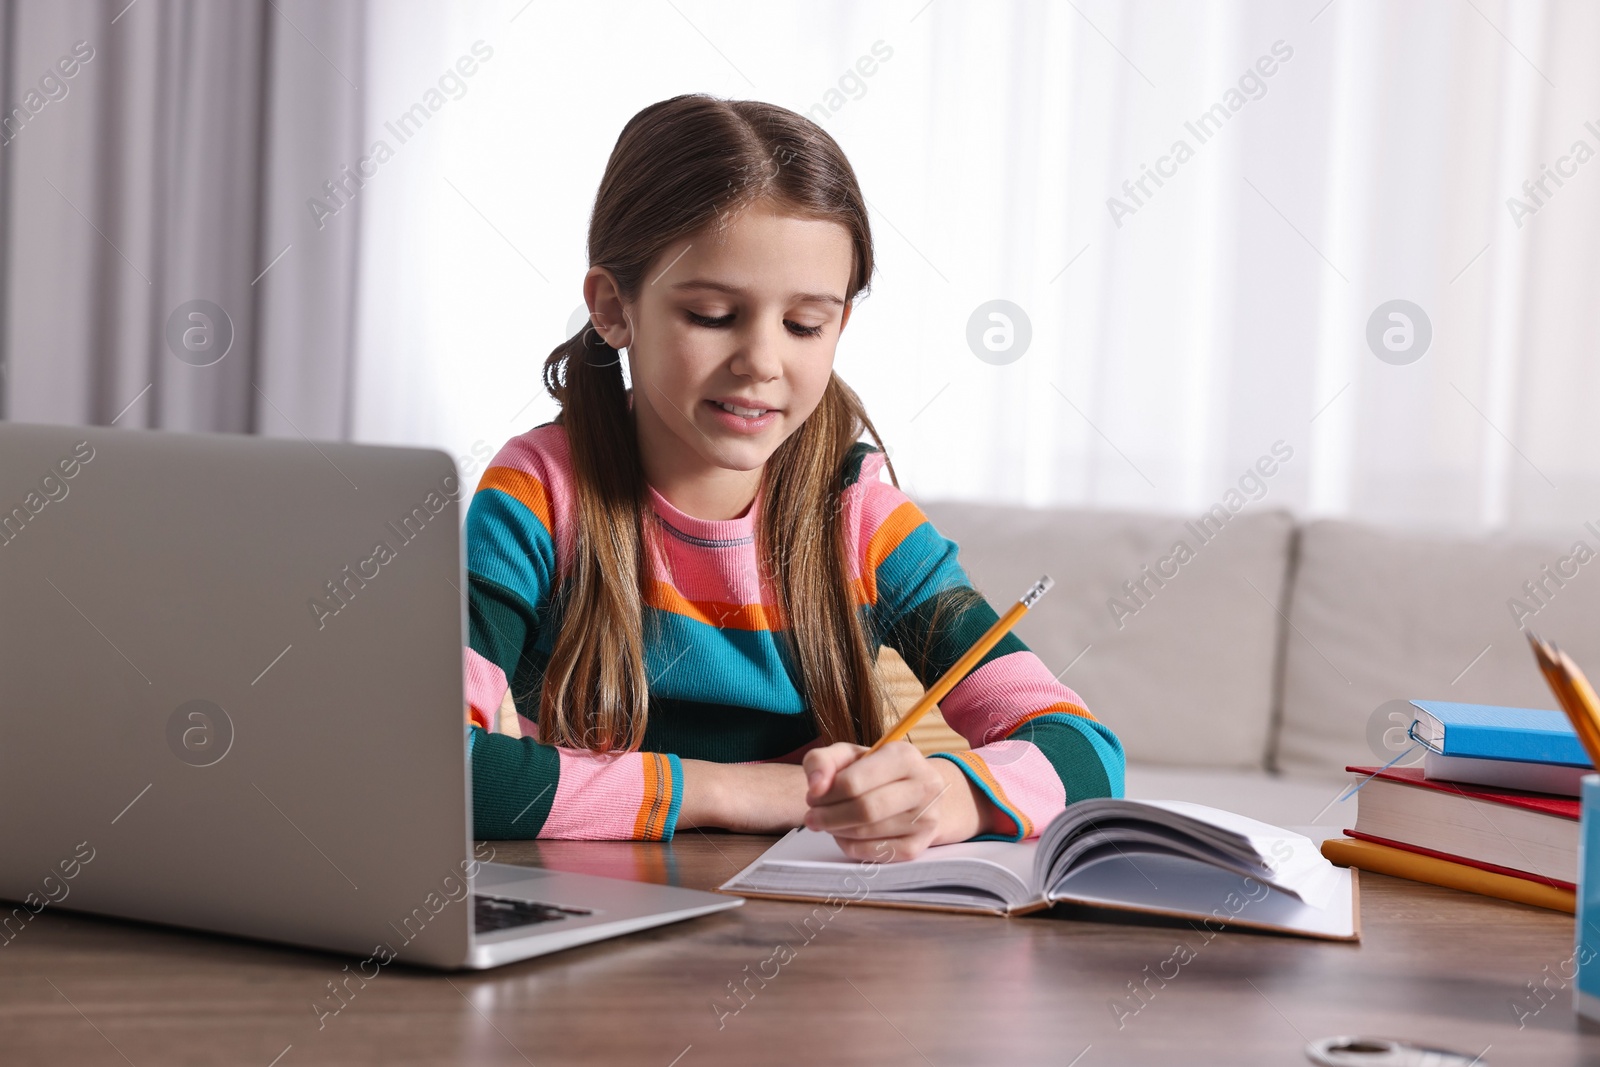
536,94,899,753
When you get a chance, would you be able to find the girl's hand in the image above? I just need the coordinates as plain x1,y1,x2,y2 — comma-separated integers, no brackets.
801,741,1003,861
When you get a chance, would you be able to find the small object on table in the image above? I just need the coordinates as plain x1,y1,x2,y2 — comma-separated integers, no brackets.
1304,1035,1486,1066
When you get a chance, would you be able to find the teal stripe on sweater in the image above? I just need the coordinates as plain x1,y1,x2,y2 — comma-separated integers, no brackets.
468,574,534,677
469,725,560,839
1007,712,1125,802
871,518,971,626
466,487,556,609
639,696,818,762
883,585,1026,690
643,606,808,713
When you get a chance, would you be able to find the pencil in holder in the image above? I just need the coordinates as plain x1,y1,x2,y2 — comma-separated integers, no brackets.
1578,773,1600,1020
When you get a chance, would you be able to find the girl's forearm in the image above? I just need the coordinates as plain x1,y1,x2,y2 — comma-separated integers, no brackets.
677,758,810,833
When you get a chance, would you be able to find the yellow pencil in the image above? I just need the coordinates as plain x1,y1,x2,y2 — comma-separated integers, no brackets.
1554,645,1600,764
1528,634,1600,763
869,575,1054,753
1526,633,1598,763
1526,632,1600,769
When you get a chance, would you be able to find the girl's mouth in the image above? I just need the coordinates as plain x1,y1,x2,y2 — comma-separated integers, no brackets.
704,399,779,434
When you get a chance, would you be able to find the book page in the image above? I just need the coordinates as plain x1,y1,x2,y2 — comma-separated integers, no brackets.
1046,850,1357,940
720,829,1040,909
1042,799,1340,909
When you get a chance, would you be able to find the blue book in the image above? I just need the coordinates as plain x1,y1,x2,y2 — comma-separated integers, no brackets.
1409,700,1591,767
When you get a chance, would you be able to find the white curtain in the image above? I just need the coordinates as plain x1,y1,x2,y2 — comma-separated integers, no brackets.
0,0,364,439
351,0,1600,535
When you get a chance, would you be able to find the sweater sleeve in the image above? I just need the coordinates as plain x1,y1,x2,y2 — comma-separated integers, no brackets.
463,440,682,841
854,449,1126,842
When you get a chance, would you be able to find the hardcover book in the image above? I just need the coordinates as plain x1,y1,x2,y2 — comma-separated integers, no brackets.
720,799,1359,941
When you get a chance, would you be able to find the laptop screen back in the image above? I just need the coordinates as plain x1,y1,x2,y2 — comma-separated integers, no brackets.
0,423,473,967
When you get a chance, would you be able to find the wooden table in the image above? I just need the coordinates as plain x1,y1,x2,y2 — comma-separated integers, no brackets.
3,832,1598,1065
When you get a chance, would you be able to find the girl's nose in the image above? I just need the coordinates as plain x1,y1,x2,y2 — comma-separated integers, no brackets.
729,321,785,380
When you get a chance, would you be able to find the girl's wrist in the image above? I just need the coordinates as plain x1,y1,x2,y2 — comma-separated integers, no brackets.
676,758,726,830
931,757,1004,843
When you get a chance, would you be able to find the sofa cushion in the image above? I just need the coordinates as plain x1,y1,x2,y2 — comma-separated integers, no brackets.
918,502,1296,769
1275,519,1600,775
1124,763,1350,830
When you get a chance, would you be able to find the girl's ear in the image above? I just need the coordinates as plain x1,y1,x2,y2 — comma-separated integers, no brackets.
839,299,853,335
582,266,633,349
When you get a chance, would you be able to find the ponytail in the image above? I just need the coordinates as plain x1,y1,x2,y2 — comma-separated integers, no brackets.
534,327,655,751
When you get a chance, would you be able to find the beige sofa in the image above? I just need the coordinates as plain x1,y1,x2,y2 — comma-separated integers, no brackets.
879,502,1600,830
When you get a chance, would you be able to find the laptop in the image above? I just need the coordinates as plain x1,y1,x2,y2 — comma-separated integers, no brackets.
0,421,740,969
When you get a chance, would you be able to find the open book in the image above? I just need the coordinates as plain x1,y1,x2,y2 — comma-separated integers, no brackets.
720,799,1359,941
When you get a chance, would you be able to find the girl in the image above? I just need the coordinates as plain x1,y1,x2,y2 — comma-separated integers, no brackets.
463,94,1124,861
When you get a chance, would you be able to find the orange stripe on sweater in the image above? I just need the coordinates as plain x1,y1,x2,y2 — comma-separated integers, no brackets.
653,754,676,839
1003,702,1097,739
860,501,927,607
642,578,873,631
644,579,782,631
632,753,671,840
476,466,553,533
950,751,1033,839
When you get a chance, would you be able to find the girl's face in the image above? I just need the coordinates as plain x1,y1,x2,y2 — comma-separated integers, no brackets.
586,199,856,514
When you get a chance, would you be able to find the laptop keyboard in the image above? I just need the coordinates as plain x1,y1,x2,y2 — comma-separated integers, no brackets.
473,894,592,934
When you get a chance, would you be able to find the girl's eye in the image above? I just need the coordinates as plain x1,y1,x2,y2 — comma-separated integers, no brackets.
685,310,824,338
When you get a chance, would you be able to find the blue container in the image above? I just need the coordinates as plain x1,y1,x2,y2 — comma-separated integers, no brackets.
1579,774,1600,1019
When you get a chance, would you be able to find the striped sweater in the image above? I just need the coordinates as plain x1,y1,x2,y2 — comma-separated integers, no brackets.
463,421,1125,842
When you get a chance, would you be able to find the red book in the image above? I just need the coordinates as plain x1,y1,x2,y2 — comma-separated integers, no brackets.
1342,765,1578,886
1340,829,1575,892
1344,765,1580,819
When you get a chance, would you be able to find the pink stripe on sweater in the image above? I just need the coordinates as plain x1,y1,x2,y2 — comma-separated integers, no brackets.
646,528,770,606
841,449,893,585
640,446,893,606
937,649,1092,746
972,740,1068,836
539,748,648,839
487,424,576,578
463,646,510,723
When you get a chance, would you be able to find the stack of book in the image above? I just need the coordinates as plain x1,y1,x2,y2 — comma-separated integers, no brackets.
1320,696,1591,913
1322,762,1578,912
